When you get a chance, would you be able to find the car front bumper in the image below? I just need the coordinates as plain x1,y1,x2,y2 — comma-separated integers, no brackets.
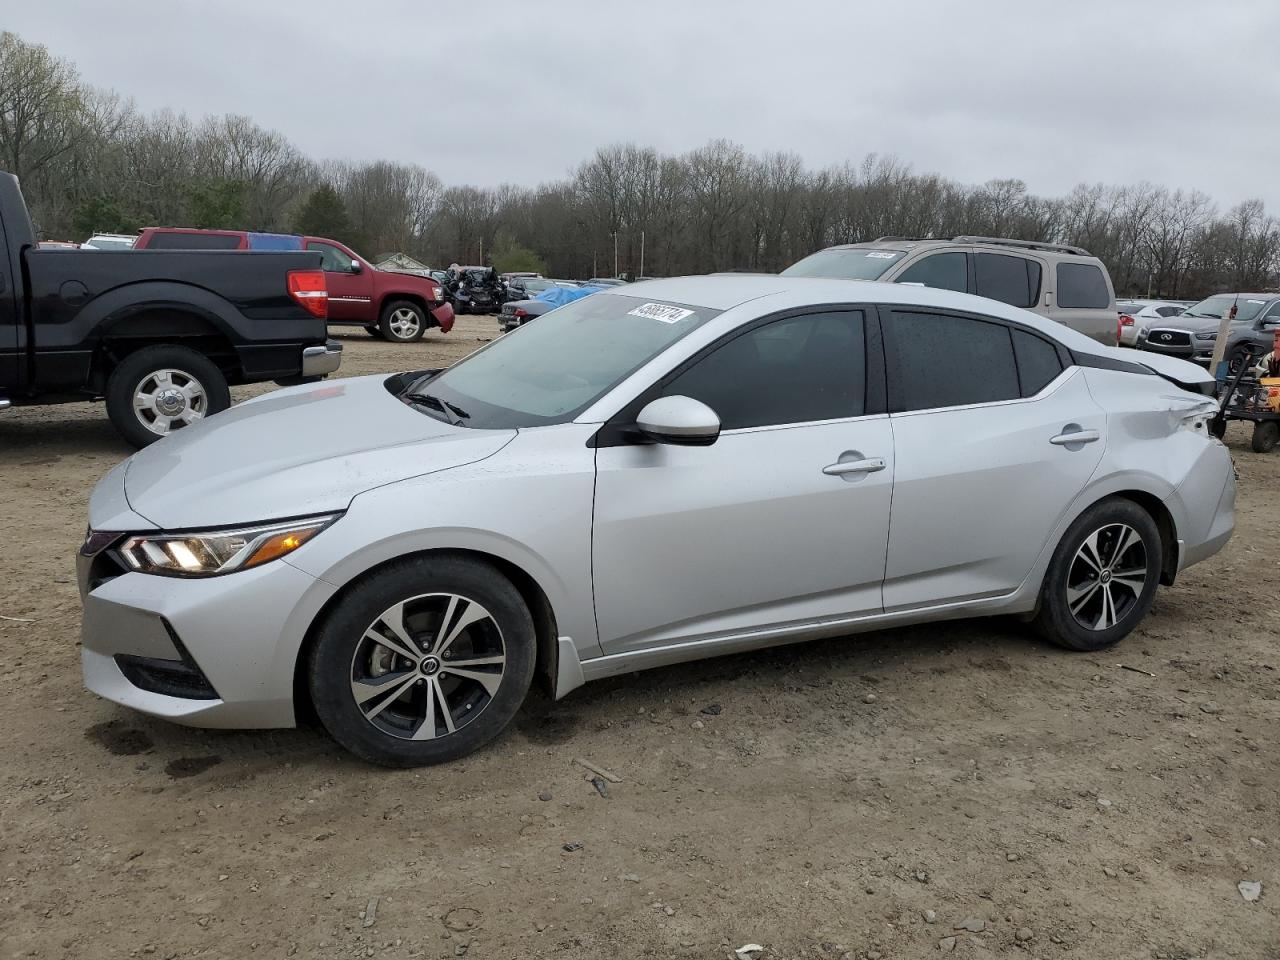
301,339,343,377
78,549,338,729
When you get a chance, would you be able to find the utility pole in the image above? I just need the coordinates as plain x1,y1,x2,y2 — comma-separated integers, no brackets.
640,230,645,278
613,232,619,279
479,237,483,264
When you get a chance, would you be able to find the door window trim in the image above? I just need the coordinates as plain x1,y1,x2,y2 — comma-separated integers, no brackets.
591,303,884,448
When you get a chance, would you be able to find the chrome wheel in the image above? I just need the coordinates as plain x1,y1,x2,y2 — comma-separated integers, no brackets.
387,307,422,340
350,593,506,741
1065,523,1147,631
132,368,208,435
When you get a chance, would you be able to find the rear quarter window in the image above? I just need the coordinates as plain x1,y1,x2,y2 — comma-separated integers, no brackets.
974,253,1040,309
1056,263,1111,309
145,231,242,250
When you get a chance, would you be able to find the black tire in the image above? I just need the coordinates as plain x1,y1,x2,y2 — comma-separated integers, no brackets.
105,344,230,448
378,301,427,342
364,324,385,340
1033,497,1161,652
1227,344,1252,376
1251,420,1279,453
308,556,536,767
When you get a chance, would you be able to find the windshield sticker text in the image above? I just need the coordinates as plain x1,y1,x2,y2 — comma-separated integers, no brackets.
628,303,696,324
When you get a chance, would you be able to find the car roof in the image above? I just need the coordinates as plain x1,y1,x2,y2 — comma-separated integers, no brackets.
597,275,1104,351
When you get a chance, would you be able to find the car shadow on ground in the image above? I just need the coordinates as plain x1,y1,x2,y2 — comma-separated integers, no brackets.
81,614,1048,775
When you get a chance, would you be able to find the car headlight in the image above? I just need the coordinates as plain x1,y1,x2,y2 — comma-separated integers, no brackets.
117,514,339,577
1194,332,1217,341
432,286,444,300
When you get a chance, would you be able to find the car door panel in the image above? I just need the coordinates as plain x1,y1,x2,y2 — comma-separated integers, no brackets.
592,417,894,654
883,369,1105,609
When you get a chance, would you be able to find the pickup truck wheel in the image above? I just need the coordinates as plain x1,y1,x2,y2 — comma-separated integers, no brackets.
106,345,230,448
379,301,426,343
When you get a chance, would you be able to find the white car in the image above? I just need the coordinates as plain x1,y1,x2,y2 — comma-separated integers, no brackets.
79,277,1235,766
1118,299,1187,346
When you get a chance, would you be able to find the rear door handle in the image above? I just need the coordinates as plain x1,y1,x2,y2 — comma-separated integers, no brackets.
1050,428,1100,445
823,457,886,476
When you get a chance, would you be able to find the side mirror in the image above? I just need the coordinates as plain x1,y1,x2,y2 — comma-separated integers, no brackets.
635,395,721,446
349,260,363,274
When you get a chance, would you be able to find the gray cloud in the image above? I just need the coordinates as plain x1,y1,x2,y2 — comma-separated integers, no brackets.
10,0,1279,208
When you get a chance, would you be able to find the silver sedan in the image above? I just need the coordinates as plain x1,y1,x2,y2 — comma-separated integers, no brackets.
79,277,1235,766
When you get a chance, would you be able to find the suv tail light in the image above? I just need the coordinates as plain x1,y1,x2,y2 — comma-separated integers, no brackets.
288,270,328,319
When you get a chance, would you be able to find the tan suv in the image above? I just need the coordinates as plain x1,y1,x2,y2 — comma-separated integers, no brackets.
782,236,1119,345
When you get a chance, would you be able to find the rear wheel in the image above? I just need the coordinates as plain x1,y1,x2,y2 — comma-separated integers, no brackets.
307,556,536,767
378,301,426,343
1251,420,1279,453
105,344,230,448
1034,498,1161,652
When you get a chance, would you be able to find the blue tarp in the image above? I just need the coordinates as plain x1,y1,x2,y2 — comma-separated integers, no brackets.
534,285,607,307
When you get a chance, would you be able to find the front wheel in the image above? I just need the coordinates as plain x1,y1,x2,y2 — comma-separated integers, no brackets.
1033,498,1161,652
105,345,231,448
307,556,536,767
378,301,427,342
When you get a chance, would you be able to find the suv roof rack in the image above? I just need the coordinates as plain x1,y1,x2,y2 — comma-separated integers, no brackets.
949,235,1091,256
874,236,936,243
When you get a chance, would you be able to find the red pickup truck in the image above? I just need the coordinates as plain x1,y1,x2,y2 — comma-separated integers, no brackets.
134,228,454,342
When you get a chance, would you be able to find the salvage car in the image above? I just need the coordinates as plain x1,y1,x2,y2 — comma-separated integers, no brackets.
0,173,341,447
446,266,505,314
79,276,1234,766
783,236,1119,345
135,228,454,342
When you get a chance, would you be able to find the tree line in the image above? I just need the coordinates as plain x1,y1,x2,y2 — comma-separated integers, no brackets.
3,30,1277,298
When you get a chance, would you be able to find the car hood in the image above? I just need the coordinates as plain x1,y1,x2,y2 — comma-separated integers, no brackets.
121,375,515,529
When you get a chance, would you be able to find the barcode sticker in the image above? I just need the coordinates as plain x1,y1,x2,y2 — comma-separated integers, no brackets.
628,303,695,324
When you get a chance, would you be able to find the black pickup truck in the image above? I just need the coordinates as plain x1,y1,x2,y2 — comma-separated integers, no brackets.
0,172,342,446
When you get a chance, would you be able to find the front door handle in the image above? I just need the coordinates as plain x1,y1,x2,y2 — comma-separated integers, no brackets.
822,457,886,476
1050,428,1101,446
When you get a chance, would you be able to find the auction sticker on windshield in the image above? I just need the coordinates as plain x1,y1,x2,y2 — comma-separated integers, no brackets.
628,303,696,324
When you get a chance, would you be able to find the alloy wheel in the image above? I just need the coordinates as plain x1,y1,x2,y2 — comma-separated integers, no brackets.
132,368,208,435
388,307,421,340
1065,523,1147,631
349,593,506,740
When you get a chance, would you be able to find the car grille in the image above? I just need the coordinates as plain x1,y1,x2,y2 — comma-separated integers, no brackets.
1145,329,1191,347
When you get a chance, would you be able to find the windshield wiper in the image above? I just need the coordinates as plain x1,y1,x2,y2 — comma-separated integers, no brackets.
402,392,470,425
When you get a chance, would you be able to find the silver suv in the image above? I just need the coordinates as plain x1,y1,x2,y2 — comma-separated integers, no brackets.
782,236,1119,344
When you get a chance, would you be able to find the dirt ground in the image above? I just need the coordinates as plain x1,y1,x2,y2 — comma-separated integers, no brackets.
0,315,1275,960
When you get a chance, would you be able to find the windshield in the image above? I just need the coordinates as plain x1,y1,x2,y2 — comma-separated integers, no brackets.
781,247,906,280
1182,294,1270,322
403,293,720,428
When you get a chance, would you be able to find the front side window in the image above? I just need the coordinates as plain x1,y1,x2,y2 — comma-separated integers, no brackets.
883,310,1020,412
896,252,968,293
781,248,906,280
663,311,866,430
1055,263,1111,309
1261,301,1280,324
409,294,719,428
975,253,1040,308
306,241,356,273
1156,306,1182,317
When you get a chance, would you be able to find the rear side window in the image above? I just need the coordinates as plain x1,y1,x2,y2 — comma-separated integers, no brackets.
1012,329,1064,396
1056,263,1111,309
974,253,1041,308
663,311,866,429
145,231,241,250
883,310,1019,412
1156,305,1182,317
896,252,967,292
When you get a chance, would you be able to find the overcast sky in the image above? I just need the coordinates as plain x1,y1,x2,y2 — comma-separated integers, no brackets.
10,0,1279,209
